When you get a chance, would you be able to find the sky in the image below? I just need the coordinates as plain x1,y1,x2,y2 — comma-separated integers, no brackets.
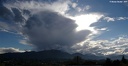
0,0,128,56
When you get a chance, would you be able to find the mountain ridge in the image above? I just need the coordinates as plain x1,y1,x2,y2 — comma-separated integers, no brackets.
0,49,127,61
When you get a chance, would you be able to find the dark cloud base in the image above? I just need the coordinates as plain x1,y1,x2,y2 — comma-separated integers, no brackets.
22,11,91,51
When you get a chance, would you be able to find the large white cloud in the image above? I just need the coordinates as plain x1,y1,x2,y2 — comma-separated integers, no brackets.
0,47,24,54
72,35,128,55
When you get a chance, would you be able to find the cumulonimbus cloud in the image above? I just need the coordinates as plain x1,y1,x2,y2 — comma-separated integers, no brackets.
0,0,92,52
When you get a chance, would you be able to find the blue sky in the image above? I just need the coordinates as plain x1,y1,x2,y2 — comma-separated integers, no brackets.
0,0,128,55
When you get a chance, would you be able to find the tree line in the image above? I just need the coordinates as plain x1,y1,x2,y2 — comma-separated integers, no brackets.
0,55,128,66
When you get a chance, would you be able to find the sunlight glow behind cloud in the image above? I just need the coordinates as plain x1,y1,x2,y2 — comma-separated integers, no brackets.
72,14,103,34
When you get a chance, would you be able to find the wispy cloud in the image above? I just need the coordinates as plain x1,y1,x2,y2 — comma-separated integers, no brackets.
103,17,115,22
3,0,71,15
103,16,128,22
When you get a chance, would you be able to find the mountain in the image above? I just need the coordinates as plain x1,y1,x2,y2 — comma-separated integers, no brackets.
0,50,72,61
0,49,126,61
